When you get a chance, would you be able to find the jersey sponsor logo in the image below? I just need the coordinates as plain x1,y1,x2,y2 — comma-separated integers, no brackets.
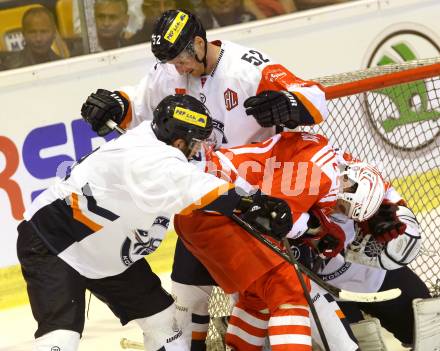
319,262,352,281
224,88,238,111
268,69,287,83
175,88,186,95
173,106,207,127
164,12,189,44
166,330,183,343
365,28,440,150
200,92,206,103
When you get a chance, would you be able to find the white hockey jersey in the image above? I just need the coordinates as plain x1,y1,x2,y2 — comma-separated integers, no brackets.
120,40,328,147
24,122,229,279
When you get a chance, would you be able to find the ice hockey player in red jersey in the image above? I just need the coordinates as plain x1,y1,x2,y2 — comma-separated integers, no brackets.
193,130,429,350
17,94,293,351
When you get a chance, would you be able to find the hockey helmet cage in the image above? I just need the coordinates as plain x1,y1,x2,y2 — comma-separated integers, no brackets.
151,9,206,63
152,94,213,147
337,162,386,221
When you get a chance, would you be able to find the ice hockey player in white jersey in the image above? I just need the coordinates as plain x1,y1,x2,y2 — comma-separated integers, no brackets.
80,9,328,350
17,94,294,351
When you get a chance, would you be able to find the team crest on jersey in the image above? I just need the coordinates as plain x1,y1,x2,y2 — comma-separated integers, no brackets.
173,106,207,127
120,216,170,266
224,88,238,111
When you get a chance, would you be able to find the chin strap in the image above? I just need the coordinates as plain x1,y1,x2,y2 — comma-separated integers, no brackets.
194,38,208,74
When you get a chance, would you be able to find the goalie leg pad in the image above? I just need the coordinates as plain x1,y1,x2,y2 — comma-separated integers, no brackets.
34,329,80,351
413,297,440,351
135,304,186,351
350,318,389,351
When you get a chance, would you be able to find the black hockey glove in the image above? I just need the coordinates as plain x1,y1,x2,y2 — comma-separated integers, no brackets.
244,90,301,129
81,89,129,136
358,202,407,243
238,191,293,240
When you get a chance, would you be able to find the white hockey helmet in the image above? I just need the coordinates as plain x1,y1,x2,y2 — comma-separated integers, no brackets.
336,162,386,221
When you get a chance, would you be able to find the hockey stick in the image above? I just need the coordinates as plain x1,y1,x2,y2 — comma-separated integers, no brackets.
230,213,401,303
282,237,330,351
120,338,143,350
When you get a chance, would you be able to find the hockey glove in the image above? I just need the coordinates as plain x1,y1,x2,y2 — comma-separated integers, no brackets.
302,209,345,258
238,191,293,240
243,90,301,129
358,202,407,243
81,89,129,136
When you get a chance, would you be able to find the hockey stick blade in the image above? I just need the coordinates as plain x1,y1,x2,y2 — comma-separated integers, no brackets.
338,288,401,303
120,337,143,350
230,213,401,303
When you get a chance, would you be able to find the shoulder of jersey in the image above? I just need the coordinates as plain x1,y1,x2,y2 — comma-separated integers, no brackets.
221,41,272,72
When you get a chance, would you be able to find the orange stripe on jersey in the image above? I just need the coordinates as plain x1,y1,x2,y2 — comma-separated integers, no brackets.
192,331,207,341
179,183,235,215
118,90,133,129
293,91,324,124
336,309,345,319
71,193,103,232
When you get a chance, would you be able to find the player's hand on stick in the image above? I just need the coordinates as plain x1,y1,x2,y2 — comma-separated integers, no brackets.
358,201,407,243
244,90,301,129
302,209,345,258
81,89,128,136
238,191,293,240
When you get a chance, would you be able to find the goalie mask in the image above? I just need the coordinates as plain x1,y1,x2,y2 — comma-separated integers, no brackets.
151,94,213,158
336,162,386,221
151,9,206,63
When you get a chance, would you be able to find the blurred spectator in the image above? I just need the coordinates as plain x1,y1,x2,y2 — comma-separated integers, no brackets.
246,0,297,18
294,0,351,11
94,0,130,51
180,0,215,30
128,0,176,45
0,0,56,15
204,0,256,28
3,6,61,69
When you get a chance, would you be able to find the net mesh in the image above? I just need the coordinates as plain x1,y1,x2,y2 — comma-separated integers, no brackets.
206,57,440,349
312,58,440,295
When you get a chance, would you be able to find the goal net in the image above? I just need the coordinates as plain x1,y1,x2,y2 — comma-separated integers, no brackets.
206,57,440,350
